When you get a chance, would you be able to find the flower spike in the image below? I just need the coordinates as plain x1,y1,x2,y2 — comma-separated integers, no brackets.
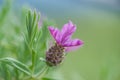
46,21,84,66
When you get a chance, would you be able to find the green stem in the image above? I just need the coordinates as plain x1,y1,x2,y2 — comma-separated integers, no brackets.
35,65,49,78
31,50,35,72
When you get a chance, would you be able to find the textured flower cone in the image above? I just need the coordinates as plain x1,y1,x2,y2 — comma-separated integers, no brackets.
46,43,65,66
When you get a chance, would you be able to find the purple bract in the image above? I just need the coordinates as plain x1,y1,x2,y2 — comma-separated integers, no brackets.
48,21,83,48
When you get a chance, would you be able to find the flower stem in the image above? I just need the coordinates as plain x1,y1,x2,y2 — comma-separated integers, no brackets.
31,49,36,75
35,65,49,78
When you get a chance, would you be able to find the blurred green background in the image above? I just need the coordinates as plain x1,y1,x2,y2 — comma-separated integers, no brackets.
0,0,120,80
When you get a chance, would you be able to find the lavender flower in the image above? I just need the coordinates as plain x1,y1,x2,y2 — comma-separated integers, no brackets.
46,21,83,66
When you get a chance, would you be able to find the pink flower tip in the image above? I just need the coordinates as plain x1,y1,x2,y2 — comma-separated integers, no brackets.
77,40,84,45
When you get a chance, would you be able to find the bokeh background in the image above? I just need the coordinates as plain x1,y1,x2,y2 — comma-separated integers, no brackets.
0,0,120,80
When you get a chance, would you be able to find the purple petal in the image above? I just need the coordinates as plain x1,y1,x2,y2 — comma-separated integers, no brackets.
60,21,76,45
65,46,81,52
48,26,61,44
63,39,83,47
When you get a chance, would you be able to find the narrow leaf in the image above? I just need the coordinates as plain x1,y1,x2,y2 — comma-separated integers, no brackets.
42,77,57,80
0,57,31,76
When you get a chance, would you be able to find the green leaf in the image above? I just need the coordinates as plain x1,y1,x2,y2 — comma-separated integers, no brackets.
0,0,11,26
42,77,57,80
0,63,11,80
25,9,40,47
0,57,31,76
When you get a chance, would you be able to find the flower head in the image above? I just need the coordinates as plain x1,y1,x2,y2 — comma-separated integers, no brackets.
46,21,83,66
